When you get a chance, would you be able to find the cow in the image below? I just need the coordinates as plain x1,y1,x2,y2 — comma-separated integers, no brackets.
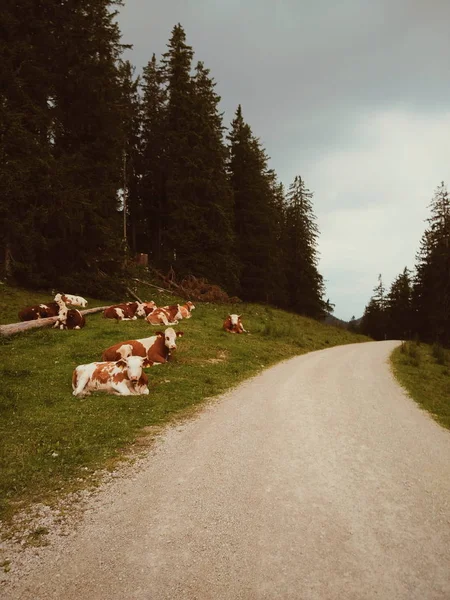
58,294,88,308
72,355,151,397
18,296,67,321
140,301,157,316
103,302,146,321
179,301,195,319
125,302,147,318
223,314,247,334
146,304,183,326
101,327,184,364
53,294,86,330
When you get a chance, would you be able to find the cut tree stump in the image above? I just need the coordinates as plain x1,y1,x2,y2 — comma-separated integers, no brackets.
0,306,110,337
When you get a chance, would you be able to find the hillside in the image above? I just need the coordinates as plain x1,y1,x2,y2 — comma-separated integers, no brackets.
0,282,368,524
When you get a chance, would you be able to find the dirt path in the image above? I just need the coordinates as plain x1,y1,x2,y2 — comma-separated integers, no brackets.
3,341,450,599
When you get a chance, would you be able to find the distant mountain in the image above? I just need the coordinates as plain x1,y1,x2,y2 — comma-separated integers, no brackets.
323,313,349,329
323,314,363,330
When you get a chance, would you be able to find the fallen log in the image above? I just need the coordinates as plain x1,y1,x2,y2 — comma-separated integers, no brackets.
126,286,143,303
146,267,189,296
133,278,177,296
0,306,109,337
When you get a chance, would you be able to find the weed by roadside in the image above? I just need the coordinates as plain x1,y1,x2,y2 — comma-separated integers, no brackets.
392,343,450,430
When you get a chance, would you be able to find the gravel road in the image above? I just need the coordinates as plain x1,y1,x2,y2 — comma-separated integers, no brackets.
3,340,450,599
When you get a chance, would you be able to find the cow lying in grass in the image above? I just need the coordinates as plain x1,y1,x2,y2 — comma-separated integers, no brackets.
101,327,184,365
18,295,68,321
58,294,88,308
53,293,85,330
146,304,183,326
104,302,146,321
223,314,247,334
179,301,195,319
72,355,151,397
142,301,157,316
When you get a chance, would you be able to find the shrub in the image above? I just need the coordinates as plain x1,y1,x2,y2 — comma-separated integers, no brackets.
400,341,421,367
431,343,448,366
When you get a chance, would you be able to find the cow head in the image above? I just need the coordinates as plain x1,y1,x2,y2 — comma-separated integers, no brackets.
158,327,184,350
116,356,151,382
186,301,195,311
230,314,240,327
134,302,147,318
54,293,68,305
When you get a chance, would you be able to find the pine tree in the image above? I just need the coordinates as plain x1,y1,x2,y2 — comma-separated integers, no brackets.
139,53,167,263
386,267,413,340
227,105,282,302
266,170,289,306
284,175,325,317
348,316,358,333
160,23,195,270
47,0,128,291
118,60,141,254
360,274,387,340
0,0,57,284
187,60,238,290
413,182,450,345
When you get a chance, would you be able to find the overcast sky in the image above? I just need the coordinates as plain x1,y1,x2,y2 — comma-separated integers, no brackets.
117,0,450,320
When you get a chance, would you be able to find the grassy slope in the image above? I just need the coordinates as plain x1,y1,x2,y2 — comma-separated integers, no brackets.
0,283,368,522
391,342,450,430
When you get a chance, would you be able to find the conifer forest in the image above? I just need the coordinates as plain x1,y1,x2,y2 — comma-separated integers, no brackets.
1,2,449,342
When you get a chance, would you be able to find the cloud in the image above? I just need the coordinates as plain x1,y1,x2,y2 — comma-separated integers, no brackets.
310,109,450,319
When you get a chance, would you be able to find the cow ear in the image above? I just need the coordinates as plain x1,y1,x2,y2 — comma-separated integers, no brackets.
176,331,184,337
238,315,242,319
143,358,152,368
116,358,126,367
155,331,164,336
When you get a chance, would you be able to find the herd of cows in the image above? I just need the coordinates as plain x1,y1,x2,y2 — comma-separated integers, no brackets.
18,293,248,397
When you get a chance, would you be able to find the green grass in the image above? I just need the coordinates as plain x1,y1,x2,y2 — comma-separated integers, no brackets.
392,341,450,430
0,283,368,522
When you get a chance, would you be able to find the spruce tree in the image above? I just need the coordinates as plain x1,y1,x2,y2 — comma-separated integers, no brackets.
47,0,128,291
386,267,413,340
139,53,167,263
160,23,195,270
413,182,450,345
227,105,282,302
0,0,56,284
187,61,238,291
360,274,387,340
118,60,141,254
266,170,289,306
284,175,325,317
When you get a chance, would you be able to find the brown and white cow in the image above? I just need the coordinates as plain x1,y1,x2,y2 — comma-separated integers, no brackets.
142,301,157,316
101,327,184,364
53,294,86,330
179,301,195,319
103,302,146,321
72,355,151,397
18,296,68,321
223,314,247,334
146,304,183,326
125,301,147,318
58,294,87,308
